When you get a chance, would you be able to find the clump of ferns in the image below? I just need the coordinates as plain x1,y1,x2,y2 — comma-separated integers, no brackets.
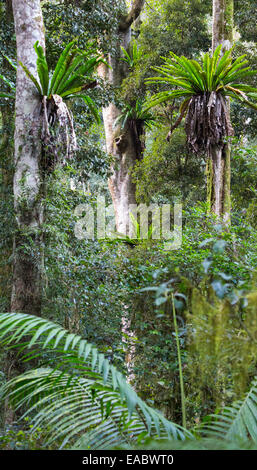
20,40,102,171
120,40,143,69
114,99,156,158
145,45,257,157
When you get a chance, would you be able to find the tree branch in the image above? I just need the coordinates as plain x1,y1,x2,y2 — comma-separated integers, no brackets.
119,0,145,32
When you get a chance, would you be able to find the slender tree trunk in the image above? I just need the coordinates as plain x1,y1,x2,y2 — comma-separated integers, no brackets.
0,0,15,316
99,3,145,390
0,105,15,428
207,0,233,222
0,105,14,313
11,0,45,315
99,0,145,235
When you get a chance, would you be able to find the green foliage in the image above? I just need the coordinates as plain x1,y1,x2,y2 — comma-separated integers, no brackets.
0,65,16,100
121,41,143,69
0,418,55,450
117,437,257,450
42,0,124,60
121,204,257,420
131,126,205,204
115,99,156,131
20,40,102,103
41,168,122,350
119,0,211,107
231,139,257,213
139,0,211,66
1,0,257,452
235,0,257,43
146,45,257,112
0,313,188,449
230,42,257,138
116,376,257,449
203,378,257,441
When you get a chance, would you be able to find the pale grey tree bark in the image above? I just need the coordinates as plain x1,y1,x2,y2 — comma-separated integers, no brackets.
99,0,145,235
98,3,145,389
11,0,46,315
3,0,46,426
207,0,234,222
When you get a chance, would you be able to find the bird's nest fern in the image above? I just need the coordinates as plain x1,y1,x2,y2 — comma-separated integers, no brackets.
2,40,102,170
145,45,257,155
185,91,234,155
114,99,156,158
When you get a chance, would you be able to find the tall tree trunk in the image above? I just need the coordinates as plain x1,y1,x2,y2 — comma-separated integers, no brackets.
99,0,145,235
0,1,15,314
0,106,14,313
11,0,45,315
99,3,145,390
207,0,234,222
3,0,46,428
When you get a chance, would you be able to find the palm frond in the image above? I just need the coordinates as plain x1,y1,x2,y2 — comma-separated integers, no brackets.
202,378,257,442
0,313,189,449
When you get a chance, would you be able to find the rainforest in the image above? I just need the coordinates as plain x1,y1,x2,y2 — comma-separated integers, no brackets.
0,0,257,458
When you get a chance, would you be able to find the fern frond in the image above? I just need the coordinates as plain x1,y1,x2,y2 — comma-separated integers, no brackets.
58,57,100,96
202,378,257,442
19,62,42,95
0,313,189,449
48,40,77,96
2,55,17,70
79,95,101,124
145,46,257,118
34,41,49,96
0,92,15,99
0,74,15,91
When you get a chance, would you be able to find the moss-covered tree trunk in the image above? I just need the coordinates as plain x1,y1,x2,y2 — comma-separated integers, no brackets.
0,106,14,313
11,0,45,315
99,0,145,235
3,0,45,427
207,0,234,222
0,2,15,314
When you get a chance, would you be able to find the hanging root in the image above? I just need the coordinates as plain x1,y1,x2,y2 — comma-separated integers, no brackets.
166,107,188,142
185,92,234,155
41,94,78,172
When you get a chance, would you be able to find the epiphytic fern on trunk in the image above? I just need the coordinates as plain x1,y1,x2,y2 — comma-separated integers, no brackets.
145,45,257,155
5,40,102,169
